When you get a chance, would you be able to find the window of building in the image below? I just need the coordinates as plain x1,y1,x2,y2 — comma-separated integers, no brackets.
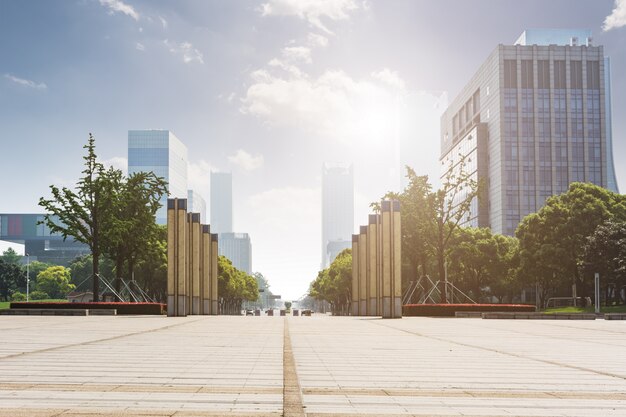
570,61,583,89
521,60,533,89
587,60,600,89
504,60,517,88
554,60,566,89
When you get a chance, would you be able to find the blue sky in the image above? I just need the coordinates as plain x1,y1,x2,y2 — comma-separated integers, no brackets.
1,0,625,299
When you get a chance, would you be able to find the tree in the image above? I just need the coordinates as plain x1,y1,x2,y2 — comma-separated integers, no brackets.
133,225,168,301
580,220,626,305
36,266,75,299
0,248,22,266
68,254,115,291
39,134,119,301
309,249,352,315
517,182,626,306
105,171,167,299
284,301,292,311
217,256,259,314
0,259,25,301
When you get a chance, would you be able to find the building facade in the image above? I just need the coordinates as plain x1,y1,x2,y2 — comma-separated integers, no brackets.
440,29,619,236
321,162,354,268
210,172,233,234
187,189,207,224
0,213,90,265
218,232,252,275
128,130,188,225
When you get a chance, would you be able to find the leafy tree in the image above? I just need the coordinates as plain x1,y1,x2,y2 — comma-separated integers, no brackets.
11,291,26,301
0,259,25,301
217,256,259,314
30,290,49,300
36,266,76,299
39,134,119,301
517,182,626,306
68,254,115,291
580,220,626,305
27,261,53,286
284,301,292,311
0,248,23,265
133,225,168,301
309,249,352,315
105,171,167,299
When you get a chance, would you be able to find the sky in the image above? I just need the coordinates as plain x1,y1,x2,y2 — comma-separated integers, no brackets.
1,0,625,300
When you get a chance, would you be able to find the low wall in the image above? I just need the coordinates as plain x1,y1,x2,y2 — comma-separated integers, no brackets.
403,303,536,317
10,302,165,315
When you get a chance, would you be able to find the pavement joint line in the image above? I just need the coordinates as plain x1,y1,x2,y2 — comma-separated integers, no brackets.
283,318,306,417
370,319,626,382
0,316,206,361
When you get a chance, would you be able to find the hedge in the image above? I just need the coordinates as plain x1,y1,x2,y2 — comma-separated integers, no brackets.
402,303,536,317
10,302,166,315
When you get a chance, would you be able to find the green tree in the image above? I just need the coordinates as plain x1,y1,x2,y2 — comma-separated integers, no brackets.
580,220,626,305
105,171,167,299
39,134,119,301
133,225,168,301
27,261,53,286
68,254,115,291
217,256,259,314
0,259,25,301
36,266,76,299
517,182,626,307
309,249,352,315
0,248,23,265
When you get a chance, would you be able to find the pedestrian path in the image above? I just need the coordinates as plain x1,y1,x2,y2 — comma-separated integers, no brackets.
1,315,625,416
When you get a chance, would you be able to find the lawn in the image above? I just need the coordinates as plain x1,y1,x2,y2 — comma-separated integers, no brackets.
0,299,68,310
545,305,626,313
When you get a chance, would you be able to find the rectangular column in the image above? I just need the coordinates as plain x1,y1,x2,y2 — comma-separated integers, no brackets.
381,199,402,319
202,225,211,315
351,234,359,316
176,199,188,317
210,233,219,315
191,213,201,315
167,199,176,317
381,203,391,318
367,214,378,316
358,226,367,316
392,201,402,318
185,213,192,315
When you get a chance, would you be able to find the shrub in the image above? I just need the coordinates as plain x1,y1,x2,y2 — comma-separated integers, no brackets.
29,291,49,300
402,303,536,317
10,292,26,301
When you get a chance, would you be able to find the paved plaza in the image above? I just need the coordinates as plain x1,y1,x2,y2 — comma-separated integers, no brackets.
0,315,625,416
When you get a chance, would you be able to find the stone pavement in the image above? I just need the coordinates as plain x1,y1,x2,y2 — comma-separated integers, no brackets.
0,315,625,416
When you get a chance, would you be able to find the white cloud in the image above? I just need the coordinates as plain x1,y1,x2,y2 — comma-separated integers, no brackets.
282,46,312,63
188,160,214,194
371,68,405,89
4,73,47,90
260,0,359,34
135,42,145,51
228,149,264,171
241,61,410,142
307,32,328,48
604,0,626,31
98,0,139,21
159,16,168,29
103,156,128,175
163,39,204,64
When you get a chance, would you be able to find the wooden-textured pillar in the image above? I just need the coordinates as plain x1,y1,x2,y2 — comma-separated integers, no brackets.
358,226,367,316
381,199,402,319
210,233,219,315
367,214,379,316
351,234,359,316
202,225,211,315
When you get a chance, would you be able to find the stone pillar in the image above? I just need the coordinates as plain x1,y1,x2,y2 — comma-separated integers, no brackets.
190,214,201,315
166,198,187,317
358,226,367,316
185,214,192,315
202,225,211,315
381,199,402,319
351,234,359,316
210,233,219,315
367,214,378,316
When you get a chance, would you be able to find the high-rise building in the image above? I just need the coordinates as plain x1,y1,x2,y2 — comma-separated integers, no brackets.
440,29,619,236
187,189,207,224
321,162,354,268
128,130,188,224
218,232,252,275
210,172,233,234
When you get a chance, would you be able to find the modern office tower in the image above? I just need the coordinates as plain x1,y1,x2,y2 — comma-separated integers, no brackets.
440,29,619,236
128,130,188,224
210,172,233,234
187,189,207,224
0,214,90,264
321,162,354,268
218,232,252,275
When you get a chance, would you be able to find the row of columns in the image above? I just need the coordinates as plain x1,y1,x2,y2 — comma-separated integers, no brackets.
351,199,402,319
167,198,219,317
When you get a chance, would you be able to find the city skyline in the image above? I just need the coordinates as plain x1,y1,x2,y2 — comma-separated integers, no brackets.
1,0,625,299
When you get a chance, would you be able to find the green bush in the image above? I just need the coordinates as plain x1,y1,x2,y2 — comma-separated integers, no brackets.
30,291,49,300
10,292,26,301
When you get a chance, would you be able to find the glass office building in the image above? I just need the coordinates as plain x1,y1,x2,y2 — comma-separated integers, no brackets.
218,232,252,275
210,172,233,234
440,29,619,236
321,162,354,268
0,213,90,265
187,189,207,224
128,130,188,224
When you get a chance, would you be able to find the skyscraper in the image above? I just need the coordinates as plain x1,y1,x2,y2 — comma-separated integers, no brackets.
321,162,354,268
440,29,619,236
187,189,207,224
210,172,233,234
218,232,252,275
128,130,188,224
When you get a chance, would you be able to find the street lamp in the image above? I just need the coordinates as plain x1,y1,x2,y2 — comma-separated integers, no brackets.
26,253,30,302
